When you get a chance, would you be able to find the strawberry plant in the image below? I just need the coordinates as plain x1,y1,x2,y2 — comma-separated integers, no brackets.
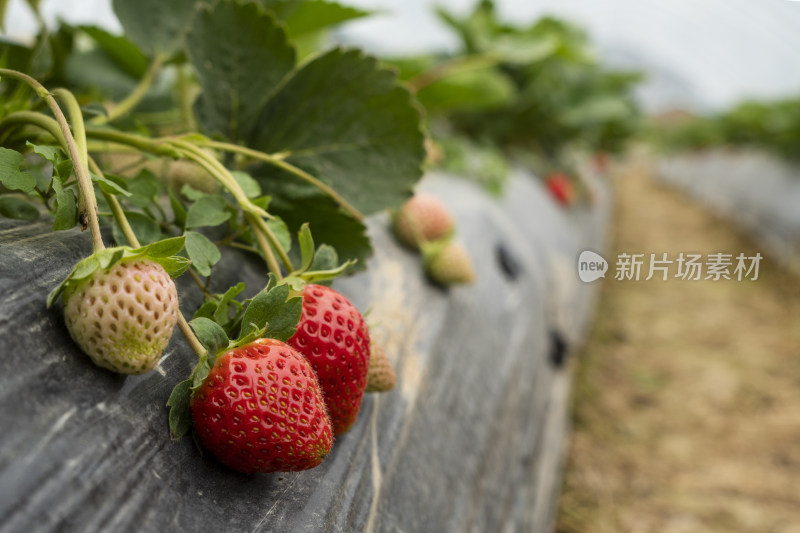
653,96,800,162
384,0,642,190
0,0,424,473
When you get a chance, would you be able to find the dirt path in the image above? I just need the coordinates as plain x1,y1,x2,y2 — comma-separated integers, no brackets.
557,159,800,533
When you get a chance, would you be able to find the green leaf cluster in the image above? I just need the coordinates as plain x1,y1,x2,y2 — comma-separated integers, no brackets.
652,96,800,162
384,0,643,187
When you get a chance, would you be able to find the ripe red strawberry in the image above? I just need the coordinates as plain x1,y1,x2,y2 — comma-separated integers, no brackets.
287,284,370,435
191,338,333,474
545,172,575,206
393,193,454,249
424,240,475,286
365,341,396,393
63,258,179,374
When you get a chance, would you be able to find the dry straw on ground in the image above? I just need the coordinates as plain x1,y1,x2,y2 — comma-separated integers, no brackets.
557,158,800,533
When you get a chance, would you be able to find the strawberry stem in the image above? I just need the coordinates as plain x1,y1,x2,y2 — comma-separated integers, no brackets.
197,140,364,222
177,314,208,359
90,55,165,126
0,69,105,251
81,127,296,276
246,212,284,280
88,157,207,360
168,141,294,275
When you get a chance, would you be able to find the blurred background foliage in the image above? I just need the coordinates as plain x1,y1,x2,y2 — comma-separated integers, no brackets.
384,0,643,191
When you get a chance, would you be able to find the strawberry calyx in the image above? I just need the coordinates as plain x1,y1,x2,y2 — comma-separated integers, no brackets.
168,224,359,441
47,235,190,308
281,222,357,291
168,277,304,440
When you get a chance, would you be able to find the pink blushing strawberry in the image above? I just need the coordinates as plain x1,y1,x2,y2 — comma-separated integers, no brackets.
393,193,454,249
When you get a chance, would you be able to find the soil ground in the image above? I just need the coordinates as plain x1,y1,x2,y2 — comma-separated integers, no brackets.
556,158,800,533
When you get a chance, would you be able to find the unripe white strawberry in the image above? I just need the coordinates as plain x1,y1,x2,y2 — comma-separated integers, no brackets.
63,259,179,374
393,193,454,249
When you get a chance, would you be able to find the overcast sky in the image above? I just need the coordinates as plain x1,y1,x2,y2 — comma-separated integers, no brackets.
4,0,800,112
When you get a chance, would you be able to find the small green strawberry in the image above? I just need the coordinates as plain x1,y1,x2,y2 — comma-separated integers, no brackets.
365,341,396,393
393,193,454,249
63,258,179,374
423,240,475,286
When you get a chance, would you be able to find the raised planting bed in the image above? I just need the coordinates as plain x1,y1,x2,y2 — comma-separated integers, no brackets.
657,150,800,272
0,169,610,532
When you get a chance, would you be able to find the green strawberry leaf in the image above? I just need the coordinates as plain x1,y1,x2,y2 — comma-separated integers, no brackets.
185,195,231,229
251,195,271,211
51,176,77,231
309,243,339,272
97,247,125,270
193,301,217,321
190,317,230,362
124,169,161,206
213,282,247,326
167,378,193,441
112,0,196,59
0,195,39,221
112,211,161,245
187,0,295,142
72,255,101,280
253,172,371,270
231,171,261,199
191,358,213,391
266,215,291,257
0,147,36,193
155,256,191,278
26,142,63,164
258,0,372,37
416,67,516,114
47,253,100,308
180,184,206,202
169,189,187,229
79,25,148,78
297,223,314,273
250,48,425,216
185,230,221,277
298,259,355,285
140,235,187,258
54,160,73,181
91,172,133,198
239,283,301,342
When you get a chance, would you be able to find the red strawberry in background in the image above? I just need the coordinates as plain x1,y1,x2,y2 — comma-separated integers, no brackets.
288,284,371,435
393,192,454,249
191,338,333,474
545,172,576,206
